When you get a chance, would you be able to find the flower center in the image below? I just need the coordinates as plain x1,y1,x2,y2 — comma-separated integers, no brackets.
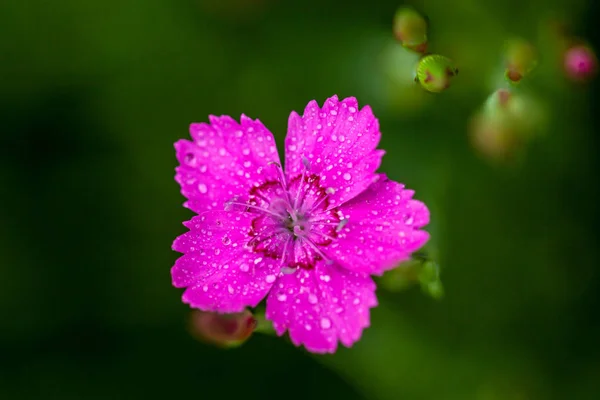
227,163,343,271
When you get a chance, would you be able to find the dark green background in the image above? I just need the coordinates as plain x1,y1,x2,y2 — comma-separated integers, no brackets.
1,0,599,399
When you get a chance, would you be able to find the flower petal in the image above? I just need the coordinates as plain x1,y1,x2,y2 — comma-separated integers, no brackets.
175,115,282,213
329,174,430,275
265,262,377,353
285,95,383,208
172,211,279,313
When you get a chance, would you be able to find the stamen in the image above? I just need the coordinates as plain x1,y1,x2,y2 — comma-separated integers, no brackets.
293,157,311,210
279,236,292,266
309,230,337,242
309,187,335,212
268,161,290,191
224,200,287,219
281,266,297,275
336,218,349,232
300,237,334,265
302,156,311,170
249,229,289,248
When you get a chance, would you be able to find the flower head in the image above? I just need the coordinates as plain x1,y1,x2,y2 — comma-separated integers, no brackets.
172,95,430,353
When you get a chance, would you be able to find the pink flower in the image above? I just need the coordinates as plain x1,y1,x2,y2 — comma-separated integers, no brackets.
172,95,430,353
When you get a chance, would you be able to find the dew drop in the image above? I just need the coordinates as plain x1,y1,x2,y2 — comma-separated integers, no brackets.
343,173,351,181
198,183,208,194
353,298,361,305
184,153,196,166
277,293,287,302
305,324,312,331
239,263,250,272
202,285,209,292
320,275,331,282
308,294,318,304
227,285,234,294
222,236,231,245
405,215,414,225
265,275,276,283
320,317,332,329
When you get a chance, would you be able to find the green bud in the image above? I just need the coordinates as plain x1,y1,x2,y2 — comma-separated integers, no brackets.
504,38,538,83
379,252,444,300
418,260,444,300
393,6,428,53
415,54,459,93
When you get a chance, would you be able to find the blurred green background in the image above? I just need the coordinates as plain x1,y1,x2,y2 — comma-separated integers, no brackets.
1,0,599,399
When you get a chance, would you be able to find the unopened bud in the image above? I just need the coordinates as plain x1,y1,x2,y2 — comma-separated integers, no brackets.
379,252,444,299
504,39,538,83
393,6,428,53
189,309,256,348
415,54,459,93
469,113,520,162
470,89,545,162
564,44,597,82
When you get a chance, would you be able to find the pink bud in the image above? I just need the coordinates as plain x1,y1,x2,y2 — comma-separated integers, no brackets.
564,45,597,82
189,309,257,347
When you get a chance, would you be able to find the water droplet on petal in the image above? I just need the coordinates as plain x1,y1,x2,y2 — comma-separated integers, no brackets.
343,173,351,181
265,275,276,283
277,293,287,302
198,183,208,194
227,285,235,294
202,285,209,292
308,294,318,304
184,153,196,166
222,236,231,245
320,317,332,330
239,263,249,272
